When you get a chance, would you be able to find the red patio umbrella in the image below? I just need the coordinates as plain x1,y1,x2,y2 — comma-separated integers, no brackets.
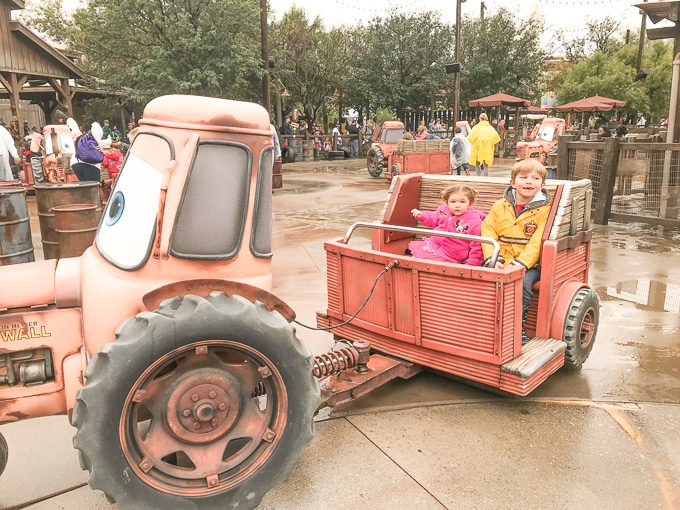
555,96,626,113
468,93,531,108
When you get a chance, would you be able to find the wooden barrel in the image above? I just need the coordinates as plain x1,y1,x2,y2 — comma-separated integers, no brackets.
302,140,314,161
34,182,101,259
53,203,99,258
0,186,35,266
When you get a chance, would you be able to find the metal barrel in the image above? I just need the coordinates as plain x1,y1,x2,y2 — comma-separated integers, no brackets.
53,203,99,258
0,186,35,266
34,182,101,259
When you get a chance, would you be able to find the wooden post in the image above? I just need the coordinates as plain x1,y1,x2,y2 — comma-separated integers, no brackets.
556,135,573,180
592,137,620,225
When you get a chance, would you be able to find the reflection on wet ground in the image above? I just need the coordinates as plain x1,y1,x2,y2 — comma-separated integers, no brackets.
598,279,680,313
593,221,680,253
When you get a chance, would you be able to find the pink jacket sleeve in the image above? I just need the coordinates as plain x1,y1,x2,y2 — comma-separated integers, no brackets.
418,207,444,229
465,209,485,266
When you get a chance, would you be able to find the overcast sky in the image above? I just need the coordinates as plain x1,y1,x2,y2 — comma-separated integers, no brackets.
268,0,661,54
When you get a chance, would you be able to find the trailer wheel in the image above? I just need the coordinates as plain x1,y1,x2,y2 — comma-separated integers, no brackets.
0,432,7,477
73,293,320,510
367,147,384,177
563,288,599,368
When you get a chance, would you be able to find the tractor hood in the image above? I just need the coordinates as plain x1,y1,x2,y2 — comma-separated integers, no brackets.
0,258,82,311
0,260,57,310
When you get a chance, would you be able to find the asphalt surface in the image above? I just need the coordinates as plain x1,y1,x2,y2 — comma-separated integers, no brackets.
1,157,679,510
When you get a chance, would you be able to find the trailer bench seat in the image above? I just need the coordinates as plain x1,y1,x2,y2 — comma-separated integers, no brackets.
396,139,450,153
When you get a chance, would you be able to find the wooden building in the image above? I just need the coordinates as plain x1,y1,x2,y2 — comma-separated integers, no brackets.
0,0,109,130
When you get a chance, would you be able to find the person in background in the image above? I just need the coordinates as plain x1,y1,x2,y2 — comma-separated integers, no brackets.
281,116,293,136
467,113,501,176
0,123,21,181
598,126,612,138
450,126,472,176
416,125,440,140
54,109,82,137
347,118,360,157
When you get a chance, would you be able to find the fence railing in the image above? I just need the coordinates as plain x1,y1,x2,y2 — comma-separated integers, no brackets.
557,135,680,228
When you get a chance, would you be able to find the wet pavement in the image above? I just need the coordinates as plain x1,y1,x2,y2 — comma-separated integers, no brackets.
1,158,679,509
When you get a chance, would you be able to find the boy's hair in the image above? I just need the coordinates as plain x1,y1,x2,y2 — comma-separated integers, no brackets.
511,158,548,181
454,126,462,134
441,183,477,203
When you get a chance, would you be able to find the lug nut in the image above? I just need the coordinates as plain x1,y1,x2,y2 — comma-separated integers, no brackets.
183,409,192,417
191,393,199,402
208,391,217,399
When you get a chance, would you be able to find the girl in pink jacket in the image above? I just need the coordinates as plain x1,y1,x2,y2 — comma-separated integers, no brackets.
408,184,485,265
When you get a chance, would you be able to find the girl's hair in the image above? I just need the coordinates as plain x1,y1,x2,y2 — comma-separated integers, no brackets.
511,158,547,180
416,125,427,135
441,184,477,203
479,113,488,122
402,132,415,140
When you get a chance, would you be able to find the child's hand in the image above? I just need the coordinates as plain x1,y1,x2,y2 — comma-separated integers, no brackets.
411,208,421,219
494,261,504,270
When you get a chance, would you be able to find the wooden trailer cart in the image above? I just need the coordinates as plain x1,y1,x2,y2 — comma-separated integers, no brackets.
317,174,598,396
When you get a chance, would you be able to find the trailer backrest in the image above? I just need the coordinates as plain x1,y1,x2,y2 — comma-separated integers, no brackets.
377,174,592,247
396,139,450,152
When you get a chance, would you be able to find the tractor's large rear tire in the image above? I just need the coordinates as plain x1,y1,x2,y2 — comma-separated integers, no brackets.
0,432,7,477
72,293,320,510
563,288,599,368
367,147,384,177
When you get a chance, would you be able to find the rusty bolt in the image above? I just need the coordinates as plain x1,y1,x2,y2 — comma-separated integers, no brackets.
191,393,199,402
182,409,192,417
264,431,276,441
258,366,272,378
211,419,217,427
208,391,217,399
193,422,201,430
218,403,226,411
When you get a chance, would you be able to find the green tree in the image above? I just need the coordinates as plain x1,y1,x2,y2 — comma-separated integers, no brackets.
22,0,263,105
269,9,356,129
556,40,672,122
357,10,454,121
460,9,546,109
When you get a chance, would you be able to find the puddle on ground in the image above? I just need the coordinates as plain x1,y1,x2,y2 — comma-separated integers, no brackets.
274,180,337,194
593,222,680,254
597,279,680,313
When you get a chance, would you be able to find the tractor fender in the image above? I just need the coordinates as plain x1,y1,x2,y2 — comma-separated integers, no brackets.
549,281,592,340
64,346,89,423
141,279,296,322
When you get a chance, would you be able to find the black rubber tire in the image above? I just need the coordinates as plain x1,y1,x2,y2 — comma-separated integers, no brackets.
281,146,295,163
563,288,599,368
341,146,351,159
391,164,400,178
366,147,384,177
0,432,7,477
72,293,320,510
328,150,344,160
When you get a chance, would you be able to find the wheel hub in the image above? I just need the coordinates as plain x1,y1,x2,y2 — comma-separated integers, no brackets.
166,373,240,443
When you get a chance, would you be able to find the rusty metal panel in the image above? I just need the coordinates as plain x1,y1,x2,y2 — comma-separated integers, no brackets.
392,266,415,335
324,318,503,389
419,274,496,351
326,251,341,313
340,257,391,328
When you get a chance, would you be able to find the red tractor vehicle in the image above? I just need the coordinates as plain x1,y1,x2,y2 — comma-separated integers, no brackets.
516,117,566,165
366,120,405,177
0,95,599,510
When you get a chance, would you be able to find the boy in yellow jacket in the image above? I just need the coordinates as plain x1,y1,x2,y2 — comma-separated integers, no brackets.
481,159,551,344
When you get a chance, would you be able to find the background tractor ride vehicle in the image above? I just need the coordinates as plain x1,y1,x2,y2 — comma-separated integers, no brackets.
0,95,599,510
384,120,472,181
366,120,405,177
516,117,566,165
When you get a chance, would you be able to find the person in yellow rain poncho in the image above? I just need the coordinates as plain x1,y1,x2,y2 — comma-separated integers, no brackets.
467,113,501,176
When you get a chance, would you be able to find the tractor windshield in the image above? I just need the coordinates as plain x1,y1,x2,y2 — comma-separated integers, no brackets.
97,133,172,270
381,129,404,144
